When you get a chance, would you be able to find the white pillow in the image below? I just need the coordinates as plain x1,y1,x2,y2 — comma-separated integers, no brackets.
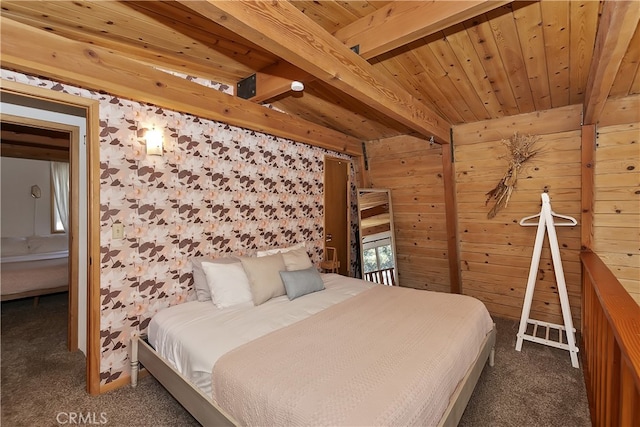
191,256,240,302
256,242,305,257
26,234,68,253
282,247,313,271
201,261,253,309
1,237,29,256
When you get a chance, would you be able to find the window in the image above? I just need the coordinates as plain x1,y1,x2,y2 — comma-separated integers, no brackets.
52,198,65,232
362,232,394,274
50,161,69,233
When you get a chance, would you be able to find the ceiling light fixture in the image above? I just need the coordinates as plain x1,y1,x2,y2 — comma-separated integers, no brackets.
291,81,304,92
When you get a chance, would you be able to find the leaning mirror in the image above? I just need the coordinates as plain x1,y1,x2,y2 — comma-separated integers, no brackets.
357,189,398,286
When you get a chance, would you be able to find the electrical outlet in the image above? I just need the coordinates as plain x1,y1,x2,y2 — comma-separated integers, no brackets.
112,223,125,240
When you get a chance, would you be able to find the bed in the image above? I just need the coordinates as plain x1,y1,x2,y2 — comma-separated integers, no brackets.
131,271,496,427
1,235,69,301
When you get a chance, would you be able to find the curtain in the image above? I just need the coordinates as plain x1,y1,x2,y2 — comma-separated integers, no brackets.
51,161,70,233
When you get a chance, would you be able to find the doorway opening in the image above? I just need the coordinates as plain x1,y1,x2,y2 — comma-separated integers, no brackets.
1,79,101,394
1,117,78,350
323,156,351,276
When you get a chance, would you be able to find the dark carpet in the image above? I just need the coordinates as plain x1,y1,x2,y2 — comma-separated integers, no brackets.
459,317,590,427
1,293,590,426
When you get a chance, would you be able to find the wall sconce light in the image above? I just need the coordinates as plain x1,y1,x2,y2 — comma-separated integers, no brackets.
30,185,42,199
31,184,41,236
146,128,163,156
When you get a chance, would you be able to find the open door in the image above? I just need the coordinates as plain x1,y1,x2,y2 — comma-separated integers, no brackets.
323,157,350,276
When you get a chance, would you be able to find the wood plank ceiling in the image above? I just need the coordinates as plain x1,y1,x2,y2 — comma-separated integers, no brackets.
1,1,639,144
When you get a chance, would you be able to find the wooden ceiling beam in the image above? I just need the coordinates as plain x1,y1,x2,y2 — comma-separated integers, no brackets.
244,0,509,103
1,142,69,162
182,0,451,143
334,0,511,60
0,18,362,156
0,129,70,149
1,1,266,85
245,61,313,104
583,1,640,125
1,13,246,86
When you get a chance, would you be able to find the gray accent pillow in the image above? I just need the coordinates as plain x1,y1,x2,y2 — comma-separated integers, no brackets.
279,266,325,300
240,254,287,305
191,256,239,302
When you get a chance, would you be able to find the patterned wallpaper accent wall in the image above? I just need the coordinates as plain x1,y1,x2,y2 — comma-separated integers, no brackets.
1,70,355,385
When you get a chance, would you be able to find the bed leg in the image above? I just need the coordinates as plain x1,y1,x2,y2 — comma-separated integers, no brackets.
489,346,495,367
130,338,139,388
33,296,39,307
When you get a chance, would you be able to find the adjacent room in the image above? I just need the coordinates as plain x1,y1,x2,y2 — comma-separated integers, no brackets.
1,125,70,304
1,1,638,426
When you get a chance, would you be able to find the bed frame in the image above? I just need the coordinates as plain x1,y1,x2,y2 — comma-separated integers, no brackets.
130,324,496,427
1,245,69,304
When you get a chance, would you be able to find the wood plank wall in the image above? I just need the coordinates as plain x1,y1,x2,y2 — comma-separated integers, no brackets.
453,105,583,325
593,95,640,306
364,100,638,324
364,136,450,293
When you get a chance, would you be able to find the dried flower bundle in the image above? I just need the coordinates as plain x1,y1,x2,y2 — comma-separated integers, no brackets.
485,132,539,219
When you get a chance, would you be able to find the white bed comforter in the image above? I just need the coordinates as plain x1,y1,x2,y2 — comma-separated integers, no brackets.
148,273,494,426
148,274,374,396
1,250,68,264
